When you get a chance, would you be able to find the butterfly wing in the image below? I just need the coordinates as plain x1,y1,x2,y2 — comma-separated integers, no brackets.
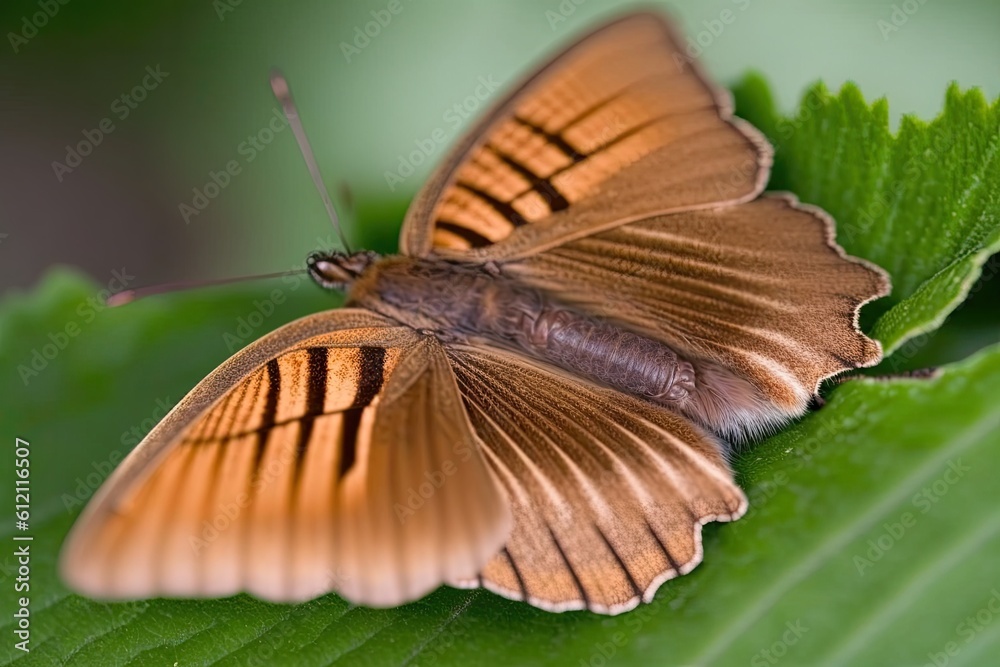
498,194,889,439
60,308,511,607
395,10,887,437
446,342,745,614
399,11,770,259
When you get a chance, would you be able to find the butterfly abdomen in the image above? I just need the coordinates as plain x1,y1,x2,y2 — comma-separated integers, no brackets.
355,256,697,408
536,311,696,404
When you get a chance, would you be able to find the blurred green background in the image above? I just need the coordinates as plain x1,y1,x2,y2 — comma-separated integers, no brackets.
2,0,999,292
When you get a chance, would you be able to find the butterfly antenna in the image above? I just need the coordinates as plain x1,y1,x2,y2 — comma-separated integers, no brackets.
106,269,309,307
270,69,352,253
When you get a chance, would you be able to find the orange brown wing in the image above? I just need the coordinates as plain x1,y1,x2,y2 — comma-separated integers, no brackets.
399,11,770,260
505,195,890,439
60,309,511,607
446,343,745,614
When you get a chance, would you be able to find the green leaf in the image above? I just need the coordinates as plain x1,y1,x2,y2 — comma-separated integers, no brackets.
3,79,1000,666
733,75,1000,355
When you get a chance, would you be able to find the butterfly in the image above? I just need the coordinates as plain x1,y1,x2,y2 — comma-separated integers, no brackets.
61,11,889,615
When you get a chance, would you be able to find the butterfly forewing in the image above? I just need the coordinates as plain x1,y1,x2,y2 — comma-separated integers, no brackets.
400,12,771,260
60,310,510,606
446,343,745,614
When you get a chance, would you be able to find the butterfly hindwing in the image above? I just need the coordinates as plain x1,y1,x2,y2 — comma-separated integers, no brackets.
503,194,890,439
60,309,511,606
352,335,512,605
446,343,745,614
400,12,770,260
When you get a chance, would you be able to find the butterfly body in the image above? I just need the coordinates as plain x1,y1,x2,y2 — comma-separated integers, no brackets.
61,12,891,615
320,251,699,412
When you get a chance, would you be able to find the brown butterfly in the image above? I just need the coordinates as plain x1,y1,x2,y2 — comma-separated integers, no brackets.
60,12,889,615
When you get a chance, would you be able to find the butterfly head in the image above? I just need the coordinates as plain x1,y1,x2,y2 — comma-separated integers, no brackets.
307,250,379,290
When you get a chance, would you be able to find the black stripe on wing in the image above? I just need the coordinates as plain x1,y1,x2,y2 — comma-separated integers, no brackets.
250,359,282,485
291,347,330,487
337,346,386,480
